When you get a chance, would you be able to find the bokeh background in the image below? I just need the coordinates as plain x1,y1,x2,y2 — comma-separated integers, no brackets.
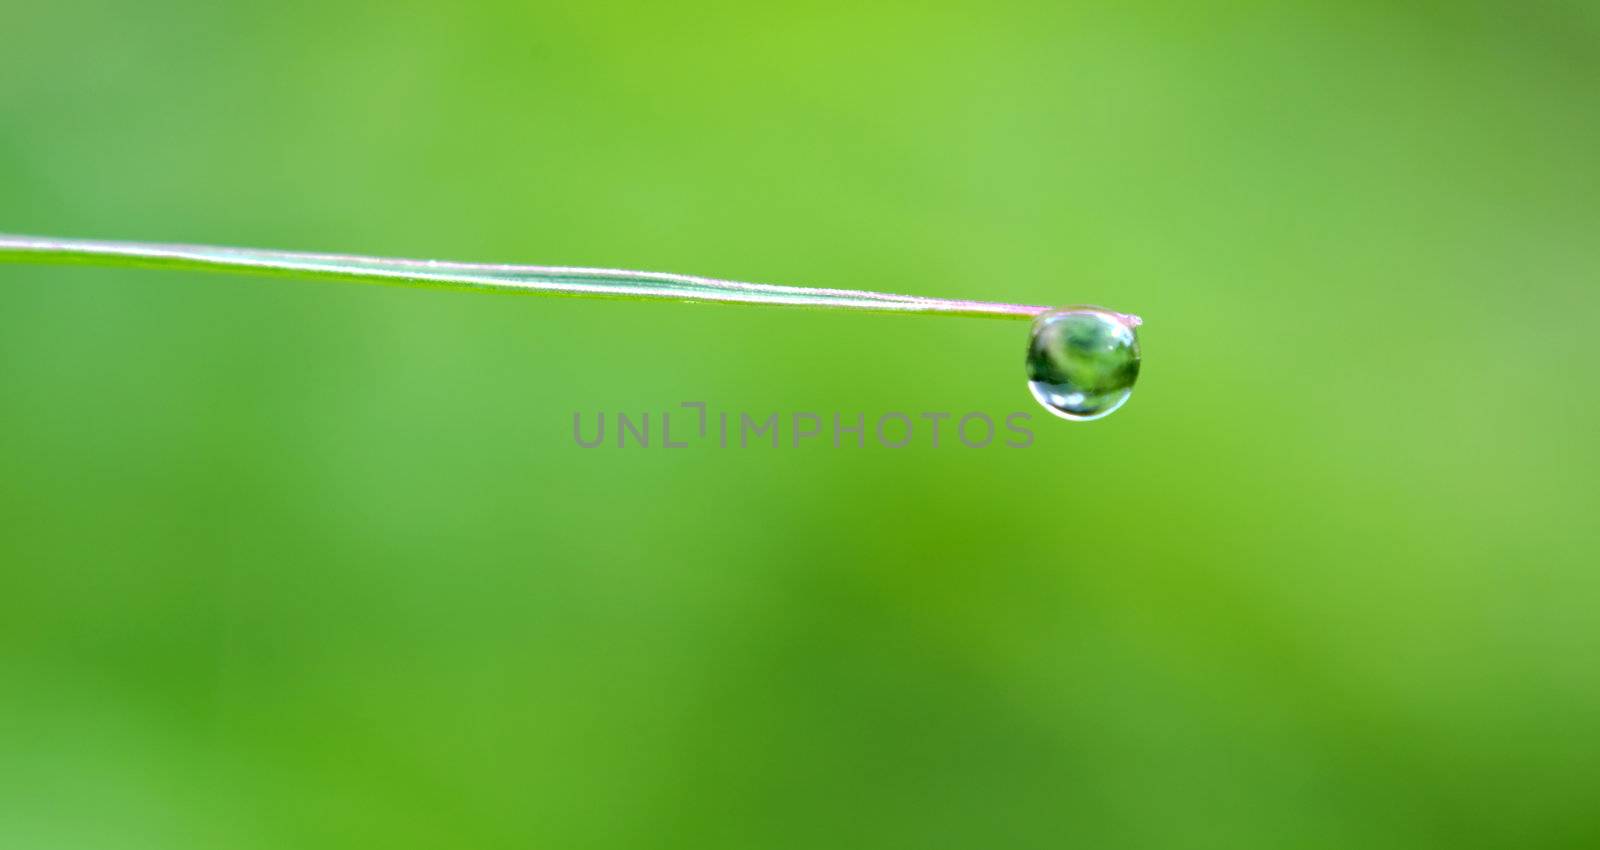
3,1,1598,847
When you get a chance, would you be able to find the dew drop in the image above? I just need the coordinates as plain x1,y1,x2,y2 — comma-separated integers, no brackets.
1026,306,1142,421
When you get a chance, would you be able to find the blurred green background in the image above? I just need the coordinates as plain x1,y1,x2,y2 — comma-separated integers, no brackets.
3,1,1598,847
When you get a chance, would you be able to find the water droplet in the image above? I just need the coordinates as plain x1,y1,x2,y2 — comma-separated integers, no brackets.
1026,306,1142,421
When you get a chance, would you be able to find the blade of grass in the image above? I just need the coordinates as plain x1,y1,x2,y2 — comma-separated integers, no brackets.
0,233,1050,320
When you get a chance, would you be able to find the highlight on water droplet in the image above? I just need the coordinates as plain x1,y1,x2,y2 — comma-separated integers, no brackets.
1025,306,1142,421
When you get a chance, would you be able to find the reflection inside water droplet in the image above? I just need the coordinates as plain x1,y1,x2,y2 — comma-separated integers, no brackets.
1026,306,1142,421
